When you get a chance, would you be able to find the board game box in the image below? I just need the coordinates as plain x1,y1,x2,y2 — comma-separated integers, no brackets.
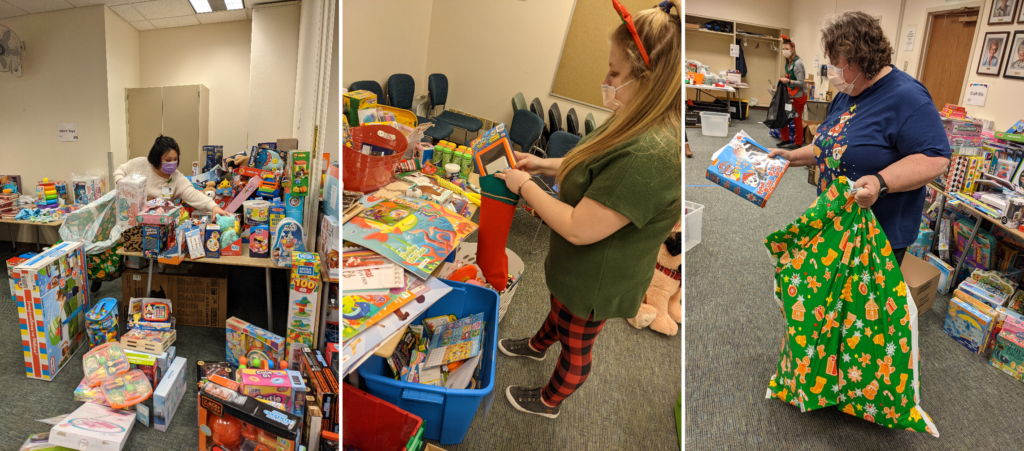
705,135,789,208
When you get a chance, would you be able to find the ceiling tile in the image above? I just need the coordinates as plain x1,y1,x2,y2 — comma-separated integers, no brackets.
0,2,29,19
197,8,247,24
149,14,199,28
66,0,108,6
5,0,73,14
131,20,154,30
111,4,144,21
132,0,194,20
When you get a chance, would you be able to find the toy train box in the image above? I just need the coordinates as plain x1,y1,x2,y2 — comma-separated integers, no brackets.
12,242,90,381
706,136,789,208
943,296,997,355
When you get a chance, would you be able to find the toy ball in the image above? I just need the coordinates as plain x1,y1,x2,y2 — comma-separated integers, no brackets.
208,415,243,448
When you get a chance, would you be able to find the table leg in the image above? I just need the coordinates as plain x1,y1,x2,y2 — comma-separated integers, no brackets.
951,216,982,284
266,268,273,332
35,224,40,251
6,223,14,250
146,258,154,296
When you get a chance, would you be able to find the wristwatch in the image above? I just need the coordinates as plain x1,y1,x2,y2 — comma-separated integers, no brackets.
873,174,889,198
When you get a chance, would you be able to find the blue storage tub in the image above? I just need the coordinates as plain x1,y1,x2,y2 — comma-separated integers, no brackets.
358,281,499,445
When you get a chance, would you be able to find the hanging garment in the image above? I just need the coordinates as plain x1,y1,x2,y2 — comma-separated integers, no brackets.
735,39,747,78
764,177,939,437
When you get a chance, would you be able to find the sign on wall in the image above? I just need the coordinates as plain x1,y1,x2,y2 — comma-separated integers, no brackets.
58,123,78,142
965,83,988,106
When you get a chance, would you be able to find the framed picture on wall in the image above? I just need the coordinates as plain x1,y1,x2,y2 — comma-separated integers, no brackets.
989,0,1019,24
1003,30,1024,78
978,31,1010,75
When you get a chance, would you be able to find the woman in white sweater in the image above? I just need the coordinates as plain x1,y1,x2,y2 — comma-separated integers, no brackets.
113,136,229,216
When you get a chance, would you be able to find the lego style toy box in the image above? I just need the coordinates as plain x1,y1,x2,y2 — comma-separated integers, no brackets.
706,135,789,208
287,252,321,369
13,242,90,381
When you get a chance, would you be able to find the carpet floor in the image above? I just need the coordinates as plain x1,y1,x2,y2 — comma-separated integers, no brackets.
0,250,295,450
408,205,682,449
684,110,1024,450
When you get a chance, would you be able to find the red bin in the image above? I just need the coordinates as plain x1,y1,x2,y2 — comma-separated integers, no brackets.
342,124,409,193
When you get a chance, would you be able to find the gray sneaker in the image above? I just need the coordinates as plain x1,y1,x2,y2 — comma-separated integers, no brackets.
506,386,560,419
498,338,547,361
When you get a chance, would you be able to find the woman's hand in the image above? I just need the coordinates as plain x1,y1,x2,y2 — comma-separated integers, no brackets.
213,206,229,217
767,148,792,160
494,169,533,195
779,77,790,84
852,176,881,208
513,151,554,176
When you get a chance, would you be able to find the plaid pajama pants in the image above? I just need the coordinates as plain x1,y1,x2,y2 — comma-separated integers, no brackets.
529,296,606,407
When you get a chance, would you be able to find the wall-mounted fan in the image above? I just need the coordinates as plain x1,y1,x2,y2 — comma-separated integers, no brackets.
0,24,24,78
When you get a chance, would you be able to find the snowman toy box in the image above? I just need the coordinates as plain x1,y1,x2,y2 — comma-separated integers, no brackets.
705,135,789,208
12,241,91,381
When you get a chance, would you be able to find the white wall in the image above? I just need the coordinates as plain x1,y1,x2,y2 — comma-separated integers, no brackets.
0,6,111,244
139,21,253,158
326,1,339,164
686,0,793,30
248,3,300,146
105,7,141,171
424,0,612,136
341,0,433,101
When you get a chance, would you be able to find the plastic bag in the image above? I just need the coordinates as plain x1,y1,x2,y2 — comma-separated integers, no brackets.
59,190,124,255
763,81,799,129
764,177,939,437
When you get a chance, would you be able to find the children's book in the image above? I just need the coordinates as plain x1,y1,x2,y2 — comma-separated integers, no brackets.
342,263,404,292
342,276,431,340
705,134,789,208
424,312,485,369
344,196,477,279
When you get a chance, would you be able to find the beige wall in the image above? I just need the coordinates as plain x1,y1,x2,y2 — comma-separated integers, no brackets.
248,4,300,147
424,0,612,136
0,6,111,244
326,1,339,164
341,0,433,102
686,0,793,30
105,7,141,170
140,21,253,159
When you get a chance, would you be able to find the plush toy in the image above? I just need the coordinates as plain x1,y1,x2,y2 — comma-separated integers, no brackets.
217,214,239,248
628,223,682,336
203,181,216,198
224,152,249,170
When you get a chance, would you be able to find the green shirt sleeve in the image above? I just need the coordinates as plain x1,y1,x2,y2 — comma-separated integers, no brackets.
583,142,680,229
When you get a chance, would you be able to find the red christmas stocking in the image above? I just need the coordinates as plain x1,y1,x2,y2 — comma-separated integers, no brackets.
477,174,519,292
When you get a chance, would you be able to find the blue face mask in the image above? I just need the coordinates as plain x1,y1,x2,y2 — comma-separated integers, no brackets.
161,162,178,175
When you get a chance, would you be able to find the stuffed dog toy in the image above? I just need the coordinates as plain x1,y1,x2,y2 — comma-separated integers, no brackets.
628,223,682,335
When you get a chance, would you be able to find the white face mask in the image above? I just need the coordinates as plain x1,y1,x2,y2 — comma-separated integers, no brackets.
601,78,634,111
827,62,860,95
783,49,792,58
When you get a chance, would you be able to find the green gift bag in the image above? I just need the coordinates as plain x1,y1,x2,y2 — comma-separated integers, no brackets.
764,177,939,437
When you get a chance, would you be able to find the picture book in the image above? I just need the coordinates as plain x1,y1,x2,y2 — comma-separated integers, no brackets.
342,263,404,292
342,276,432,340
344,196,477,279
705,135,789,208
424,312,485,369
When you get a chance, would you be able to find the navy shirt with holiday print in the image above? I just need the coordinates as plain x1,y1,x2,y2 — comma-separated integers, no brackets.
812,65,951,249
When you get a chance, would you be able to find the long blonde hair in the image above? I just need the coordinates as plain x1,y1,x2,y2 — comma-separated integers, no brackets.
557,0,682,184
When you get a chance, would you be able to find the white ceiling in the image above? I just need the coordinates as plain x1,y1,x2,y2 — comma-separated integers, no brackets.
0,0,285,30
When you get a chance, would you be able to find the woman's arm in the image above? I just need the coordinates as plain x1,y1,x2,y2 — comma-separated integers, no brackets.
768,144,816,167
173,175,220,212
852,154,949,207
113,160,129,184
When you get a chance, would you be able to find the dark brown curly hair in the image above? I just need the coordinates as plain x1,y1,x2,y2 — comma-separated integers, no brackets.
820,11,894,79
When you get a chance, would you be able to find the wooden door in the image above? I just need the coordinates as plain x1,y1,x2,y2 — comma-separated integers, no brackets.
162,85,201,165
920,11,977,110
126,87,163,162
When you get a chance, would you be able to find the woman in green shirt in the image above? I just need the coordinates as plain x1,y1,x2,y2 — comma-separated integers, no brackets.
778,35,807,149
493,0,682,419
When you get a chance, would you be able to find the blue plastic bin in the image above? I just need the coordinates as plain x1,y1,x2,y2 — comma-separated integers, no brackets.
358,281,500,445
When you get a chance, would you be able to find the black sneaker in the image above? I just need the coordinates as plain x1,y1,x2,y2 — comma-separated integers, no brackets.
776,139,793,147
90,281,102,293
498,338,547,361
783,142,803,150
506,386,560,419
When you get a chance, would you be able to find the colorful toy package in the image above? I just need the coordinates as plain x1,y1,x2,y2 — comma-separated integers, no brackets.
286,252,320,369
991,331,1024,382
237,369,305,415
82,342,131,387
764,178,939,437
116,173,147,229
288,150,311,197
468,122,508,154
343,90,378,127
250,225,271,258
943,296,997,355
12,242,90,381
345,196,478,279
226,317,286,370
319,213,339,280
153,356,187,432
85,298,119,348
49,402,136,451
706,135,789,207
271,218,307,267
6,252,35,302
100,368,153,409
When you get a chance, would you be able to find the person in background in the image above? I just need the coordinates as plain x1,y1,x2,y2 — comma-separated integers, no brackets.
982,40,1001,67
113,135,229,217
777,35,807,149
686,131,692,158
494,0,682,418
768,11,951,267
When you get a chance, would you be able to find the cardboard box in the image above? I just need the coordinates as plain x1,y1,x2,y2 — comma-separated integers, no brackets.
343,90,377,126
121,266,227,328
13,242,90,381
901,254,942,315
154,356,187,432
50,403,136,451
278,138,299,151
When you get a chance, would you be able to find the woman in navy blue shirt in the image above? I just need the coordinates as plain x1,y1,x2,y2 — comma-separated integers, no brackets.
769,11,951,266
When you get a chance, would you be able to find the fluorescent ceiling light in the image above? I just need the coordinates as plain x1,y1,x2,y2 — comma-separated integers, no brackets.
190,0,244,14
189,0,212,13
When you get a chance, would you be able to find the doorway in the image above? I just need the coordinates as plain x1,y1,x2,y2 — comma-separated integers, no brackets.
920,8,979,110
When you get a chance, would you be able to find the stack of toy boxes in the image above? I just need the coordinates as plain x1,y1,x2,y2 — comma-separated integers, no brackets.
226,316,287,370
237,368,308,417
137,200,181,259
286,252,321,369
944,284,999,354
0,192,19,219
343,90,377,129
939,103,967,119
991,315,1024,382
319,214,339,281
300,347,338,435
12,242,90,381
116,173,147,228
